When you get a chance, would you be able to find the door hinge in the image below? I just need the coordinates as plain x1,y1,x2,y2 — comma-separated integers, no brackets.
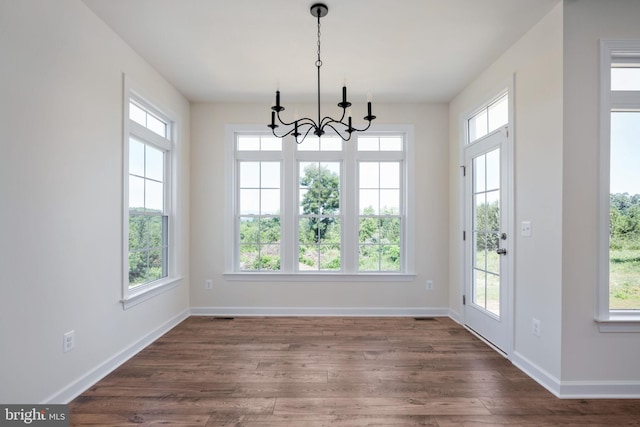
463,294,466,305
463,230,466,241
460,165,466,176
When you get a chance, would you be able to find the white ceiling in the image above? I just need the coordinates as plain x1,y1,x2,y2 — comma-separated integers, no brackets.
82,0,560,104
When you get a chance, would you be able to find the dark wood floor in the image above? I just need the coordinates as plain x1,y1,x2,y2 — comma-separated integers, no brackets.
70,316,640,426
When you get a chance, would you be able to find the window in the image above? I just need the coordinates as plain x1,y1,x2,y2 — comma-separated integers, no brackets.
467,94,508,144
598,40,640,330
122,78,179,308
226,126,414,279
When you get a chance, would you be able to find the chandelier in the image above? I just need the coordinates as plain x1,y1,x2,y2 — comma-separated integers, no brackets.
268,3,376,143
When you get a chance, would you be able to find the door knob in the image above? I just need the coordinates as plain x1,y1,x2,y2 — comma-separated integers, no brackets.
496,248,507,255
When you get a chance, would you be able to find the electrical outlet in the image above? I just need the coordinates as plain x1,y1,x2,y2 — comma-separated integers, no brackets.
532,318,541,337
205,279,213,290
426,280,433,290
63,330,75,353
521,221,532,237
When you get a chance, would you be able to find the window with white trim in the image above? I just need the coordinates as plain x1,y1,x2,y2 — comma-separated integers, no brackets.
122,80,179,308
226,127,413,278
598,40,640,329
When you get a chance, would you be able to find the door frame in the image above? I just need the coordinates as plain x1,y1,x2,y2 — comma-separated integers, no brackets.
458,79,515,358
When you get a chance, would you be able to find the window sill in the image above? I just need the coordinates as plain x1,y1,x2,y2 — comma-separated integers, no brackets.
595,314,640,332
121,276,183,310
223,272,416,282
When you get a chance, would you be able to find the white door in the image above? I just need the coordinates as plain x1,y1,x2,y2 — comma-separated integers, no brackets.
463,128,511,353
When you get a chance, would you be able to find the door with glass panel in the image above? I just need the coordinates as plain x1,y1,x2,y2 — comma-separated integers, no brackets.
463,93,511,353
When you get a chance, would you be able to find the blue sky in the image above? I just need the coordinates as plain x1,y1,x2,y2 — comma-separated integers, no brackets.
610,112,640,195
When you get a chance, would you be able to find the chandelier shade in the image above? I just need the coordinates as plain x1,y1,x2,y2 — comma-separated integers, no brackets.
268,3,376,143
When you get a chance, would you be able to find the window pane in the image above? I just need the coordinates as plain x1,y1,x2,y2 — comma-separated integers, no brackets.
240,245,259,270
297,137,320,151
240,162,260,188
299,162,340,215
380,162,400,188
240,189,260,214
261,189,280,214
320,137,342,151
381,245,400,271
237,136,260,151
145,145,164,182
488,95,508,133
240,217,259,244
380,189,399,214
474,154,486,193
359,245,379,271
609,111,640,310
129,176,145,210
129,102,146,127
129,215,148,250
260,218,280,243
360,162,379,188
360,189,379,215
474,269,487,309
359,218,379,244
145,180,164,212
261,162,280,188
258,245,280,270
299,162,317,187
358,136,379,151
148,215,163,248
129,138,145,176
475,194,486,231
475,232,487,270
320,244,341,270
147,113,167,138
468,109,488,143
261,137,282,151
380,217,400,244
299,244,317,270
611,68,640,91
486,149,500,191
486,272,500,315
129,251,147,287
380,137,402,151
148,248,164,281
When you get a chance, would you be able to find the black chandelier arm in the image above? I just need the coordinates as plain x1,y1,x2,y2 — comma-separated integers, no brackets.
321,122,354,142
270,121,318,143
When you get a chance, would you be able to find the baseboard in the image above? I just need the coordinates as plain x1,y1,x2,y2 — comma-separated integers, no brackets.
558,381,640,398
448,308,462,324
511,351,562,397
190,306,450,317
511,351,640,398
44,308,190,404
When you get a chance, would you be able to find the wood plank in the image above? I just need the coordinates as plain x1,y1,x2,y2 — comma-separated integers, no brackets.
273,397,491,416
69,317,640,426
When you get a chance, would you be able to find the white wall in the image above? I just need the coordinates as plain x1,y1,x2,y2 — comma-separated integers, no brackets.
0,0,190,403
449,4,564,381
190,103,450,314
561,0,640,385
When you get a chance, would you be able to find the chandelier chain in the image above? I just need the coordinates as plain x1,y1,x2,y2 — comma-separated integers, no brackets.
316,13,322,67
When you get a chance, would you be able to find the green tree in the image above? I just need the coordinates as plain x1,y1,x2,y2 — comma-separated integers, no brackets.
475,201,499,251
300,163,340,243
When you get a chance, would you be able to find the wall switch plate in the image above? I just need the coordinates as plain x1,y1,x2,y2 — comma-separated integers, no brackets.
205,279,213,290
521,221,532,237
426,280,433,290
63,330,75,352
532,318,541,337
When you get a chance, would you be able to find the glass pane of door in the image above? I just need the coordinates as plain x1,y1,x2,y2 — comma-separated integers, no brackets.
472,148,501,317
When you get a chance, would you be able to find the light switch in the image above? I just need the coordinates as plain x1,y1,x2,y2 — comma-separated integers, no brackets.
521,221,532,237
